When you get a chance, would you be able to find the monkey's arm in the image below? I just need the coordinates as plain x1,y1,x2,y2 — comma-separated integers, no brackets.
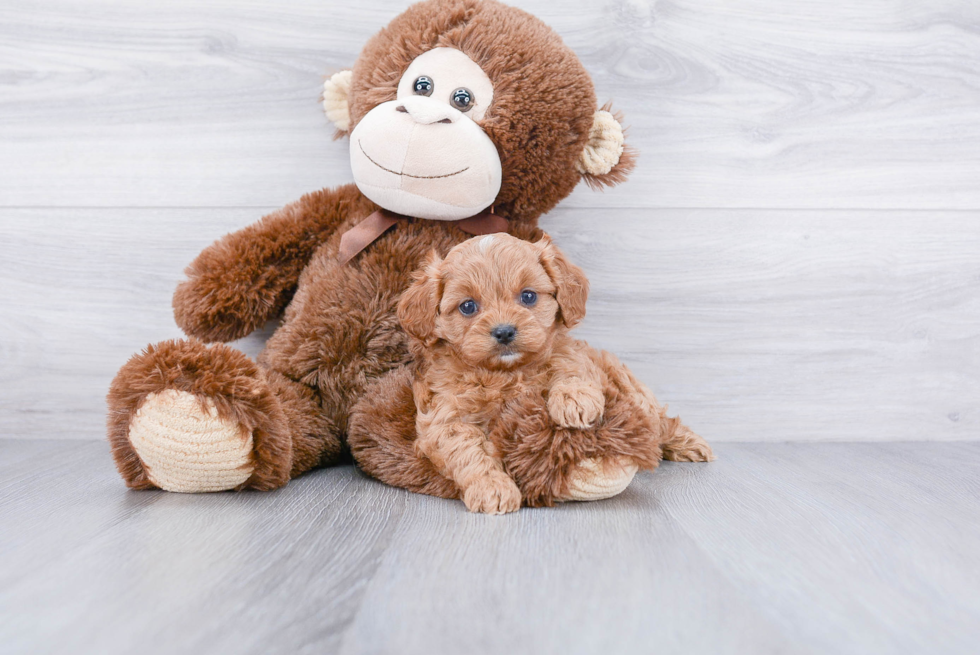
546,337,607,429
173,184,372,342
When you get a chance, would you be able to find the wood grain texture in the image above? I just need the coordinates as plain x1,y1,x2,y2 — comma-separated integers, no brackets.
550,208,980,442
1,1,978,443
1,439,978,654
0,440,409,655
2,207,977,442
655,441,980,655
2,0,979,209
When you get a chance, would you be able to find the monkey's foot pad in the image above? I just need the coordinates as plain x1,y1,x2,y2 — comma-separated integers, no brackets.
562,456,639,501
129,389,255,493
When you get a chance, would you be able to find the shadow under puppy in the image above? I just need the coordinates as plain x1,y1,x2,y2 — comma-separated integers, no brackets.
349,234,713,513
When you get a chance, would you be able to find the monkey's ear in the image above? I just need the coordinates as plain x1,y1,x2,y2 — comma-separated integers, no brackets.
322,70,353,134
576,105,636,190
537,236,589,329
397,251,445,344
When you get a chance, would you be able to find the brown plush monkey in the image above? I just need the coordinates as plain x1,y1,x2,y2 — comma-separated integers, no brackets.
107,0,712,498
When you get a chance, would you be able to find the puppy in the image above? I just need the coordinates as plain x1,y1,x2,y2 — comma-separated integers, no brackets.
398,233,641,514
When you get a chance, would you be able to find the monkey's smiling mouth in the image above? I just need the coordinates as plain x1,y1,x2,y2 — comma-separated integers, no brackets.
358,140,469,179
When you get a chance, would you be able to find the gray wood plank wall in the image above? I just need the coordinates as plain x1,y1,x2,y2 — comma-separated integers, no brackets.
1,0,978,441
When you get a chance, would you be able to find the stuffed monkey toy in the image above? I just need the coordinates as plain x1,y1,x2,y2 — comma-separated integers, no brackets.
107,0,713,499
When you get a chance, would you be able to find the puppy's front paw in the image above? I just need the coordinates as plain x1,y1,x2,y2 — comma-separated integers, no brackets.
462,472,522,515
548,383,605,429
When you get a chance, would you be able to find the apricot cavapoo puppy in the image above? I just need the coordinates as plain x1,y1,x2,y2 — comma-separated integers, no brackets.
395,233,713,514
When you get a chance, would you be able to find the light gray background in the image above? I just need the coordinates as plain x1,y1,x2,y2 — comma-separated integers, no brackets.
3,3,980,654
2,0,978,443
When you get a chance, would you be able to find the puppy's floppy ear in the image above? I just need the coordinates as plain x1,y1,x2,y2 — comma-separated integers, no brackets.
577,103,636,190
536,235,589,328
397,251,445,344
322,70,353,135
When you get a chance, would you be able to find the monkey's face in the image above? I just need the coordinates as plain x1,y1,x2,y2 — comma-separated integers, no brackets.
349,48,502,221
335,0,635,224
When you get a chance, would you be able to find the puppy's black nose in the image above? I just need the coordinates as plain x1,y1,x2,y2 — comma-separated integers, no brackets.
491,324,517,345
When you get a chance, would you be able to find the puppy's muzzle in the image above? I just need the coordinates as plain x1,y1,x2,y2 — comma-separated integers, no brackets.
491,324,517,345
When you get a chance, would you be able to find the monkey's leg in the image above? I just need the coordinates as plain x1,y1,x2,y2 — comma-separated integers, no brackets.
497,387,658,507
610,353,715,463
107,339,339,492
509,350,714,506
346,367,459,501
262,366,344,478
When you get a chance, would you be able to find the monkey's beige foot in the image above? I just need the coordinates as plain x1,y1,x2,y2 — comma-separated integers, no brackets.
562,456,639,501
129,390,254,493
108,339,293,492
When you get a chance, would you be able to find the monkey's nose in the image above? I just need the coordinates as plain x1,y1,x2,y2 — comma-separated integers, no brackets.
491,324,517,345
396,96,462,125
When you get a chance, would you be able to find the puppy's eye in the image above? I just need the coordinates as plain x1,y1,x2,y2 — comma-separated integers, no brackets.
459,299,478,316
413,76,433,96
451,88,473,111
520,289,538,306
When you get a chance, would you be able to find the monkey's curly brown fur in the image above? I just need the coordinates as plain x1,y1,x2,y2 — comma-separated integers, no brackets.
107,0,646,492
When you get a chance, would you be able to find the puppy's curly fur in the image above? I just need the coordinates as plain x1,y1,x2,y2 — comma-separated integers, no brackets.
372,234,712,513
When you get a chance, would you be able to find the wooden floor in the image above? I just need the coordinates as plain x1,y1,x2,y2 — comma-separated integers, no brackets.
1,439,978,655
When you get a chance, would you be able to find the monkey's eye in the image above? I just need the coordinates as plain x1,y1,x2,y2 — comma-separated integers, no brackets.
413,76,433,96
459,299,478,316
451,88,473,111
520,289,538,306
